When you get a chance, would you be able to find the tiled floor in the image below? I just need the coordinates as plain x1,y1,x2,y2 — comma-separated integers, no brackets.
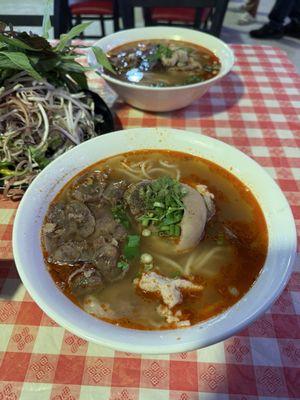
1,0,300,72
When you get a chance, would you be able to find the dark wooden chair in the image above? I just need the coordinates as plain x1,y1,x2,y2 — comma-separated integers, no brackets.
143,7,203,29
53,0,120,39
120,0,230,37
70,1,120,38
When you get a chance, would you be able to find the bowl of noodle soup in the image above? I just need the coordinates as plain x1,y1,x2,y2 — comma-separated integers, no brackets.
13,128,296,353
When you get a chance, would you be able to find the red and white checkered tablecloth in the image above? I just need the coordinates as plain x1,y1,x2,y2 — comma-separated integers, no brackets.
0,44,299,399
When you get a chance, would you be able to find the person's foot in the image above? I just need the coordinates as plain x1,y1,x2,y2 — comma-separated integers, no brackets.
238,12,256,25
284,21,300,39
232,3,247,13
250,23,284,39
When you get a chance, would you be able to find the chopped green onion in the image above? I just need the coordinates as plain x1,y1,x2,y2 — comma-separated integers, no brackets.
142,228,151,237
140,253,153,264
111,205,130,229
117,260,129,271
124,234,140,260
153,201,165,208
174,225,181,236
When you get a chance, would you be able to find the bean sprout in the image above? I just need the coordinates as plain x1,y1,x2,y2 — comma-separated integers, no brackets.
0,75,104,198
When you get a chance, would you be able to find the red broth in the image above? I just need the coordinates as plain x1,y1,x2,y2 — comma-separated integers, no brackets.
42,150,268,330
106,40,221,87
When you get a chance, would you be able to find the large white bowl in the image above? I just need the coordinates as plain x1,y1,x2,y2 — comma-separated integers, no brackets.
13,128,296,354
88,27,234,111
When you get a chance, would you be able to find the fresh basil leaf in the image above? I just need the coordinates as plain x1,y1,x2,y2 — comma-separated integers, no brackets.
0,51,43,81
0,34,42,51
60,61,90,73
15,32,51,50
0,54,17,69
37,57,61,72
92,46,115,74
42,0,52,39
55,22,92,52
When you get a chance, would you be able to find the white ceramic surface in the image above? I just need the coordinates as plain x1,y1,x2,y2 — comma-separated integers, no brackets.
87,27,234,111
13,128,296,354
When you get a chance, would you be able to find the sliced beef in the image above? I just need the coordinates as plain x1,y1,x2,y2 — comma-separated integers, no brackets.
124,180,150,216
65,201,95,238
103,180,128,206
95,242,125,282
68,264,104,295
43,200,96,257
92,207,127,242
47,202,66,227
50,240,91,264
70,170,109,203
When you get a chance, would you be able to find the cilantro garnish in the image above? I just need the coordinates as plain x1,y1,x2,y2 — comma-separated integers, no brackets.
137,176,187,237
117,259,129,271
111,204,131,229
124,234,141,260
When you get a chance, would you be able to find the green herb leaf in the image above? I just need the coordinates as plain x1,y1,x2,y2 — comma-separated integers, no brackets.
149,44,173,63
117,260,129,271
112,205,131,229
137,176,186,237
0,51,43,81
60,61,90,73
124,235,140,260
0,53,18,69
42,0,52,39
92,46,116,74
55,22,92,52
0,34,42,51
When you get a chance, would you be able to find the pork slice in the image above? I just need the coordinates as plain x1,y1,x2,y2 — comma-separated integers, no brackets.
176,184,208,253
135,272,203,308
83,295,116,319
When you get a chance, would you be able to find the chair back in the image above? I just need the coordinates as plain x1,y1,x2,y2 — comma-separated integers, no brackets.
119,0,229,37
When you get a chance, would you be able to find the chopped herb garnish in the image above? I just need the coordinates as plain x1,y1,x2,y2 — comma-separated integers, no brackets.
137,176,186,237
111,204,131,229
148,44,173,63
184,75,205,85
124,234,141,260
117,260,129,271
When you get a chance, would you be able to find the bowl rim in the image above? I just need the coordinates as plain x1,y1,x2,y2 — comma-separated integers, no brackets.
12,128,297,354
88,26,235,91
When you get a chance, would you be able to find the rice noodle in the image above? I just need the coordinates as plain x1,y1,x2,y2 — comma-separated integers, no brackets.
121,161,142,174
153,253,184,273
140,160,153,179
183,252,198,276
184,247,226,276
115,168,141,181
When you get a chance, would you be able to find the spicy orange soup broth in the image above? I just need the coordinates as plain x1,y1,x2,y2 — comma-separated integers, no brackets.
43,150,268,330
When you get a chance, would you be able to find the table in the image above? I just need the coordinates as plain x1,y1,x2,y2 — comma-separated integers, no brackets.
0,44,300,399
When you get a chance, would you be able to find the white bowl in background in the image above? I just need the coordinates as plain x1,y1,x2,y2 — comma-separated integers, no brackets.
88,27,234,111
13,128,296,354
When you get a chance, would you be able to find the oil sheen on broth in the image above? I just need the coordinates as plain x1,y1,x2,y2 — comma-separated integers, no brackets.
42,150,268,330
106,40,221,87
